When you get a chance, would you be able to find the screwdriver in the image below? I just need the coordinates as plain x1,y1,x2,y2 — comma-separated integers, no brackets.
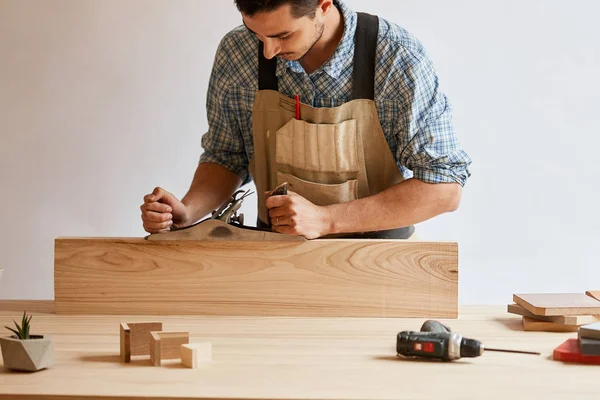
396,320,541,361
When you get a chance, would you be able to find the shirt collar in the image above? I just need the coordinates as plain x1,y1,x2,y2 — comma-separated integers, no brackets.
276,0,357,79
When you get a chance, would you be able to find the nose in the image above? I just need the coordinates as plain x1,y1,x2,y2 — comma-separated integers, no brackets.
262,39,280,59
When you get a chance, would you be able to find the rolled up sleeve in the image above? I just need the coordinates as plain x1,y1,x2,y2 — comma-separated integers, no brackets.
396,55,472,186
199,38,250,184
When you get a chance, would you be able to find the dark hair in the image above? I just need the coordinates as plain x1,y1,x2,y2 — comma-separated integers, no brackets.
234,0,320,18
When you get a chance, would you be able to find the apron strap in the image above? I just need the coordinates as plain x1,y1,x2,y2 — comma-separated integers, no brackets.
352,12,378,100
258,42,278,91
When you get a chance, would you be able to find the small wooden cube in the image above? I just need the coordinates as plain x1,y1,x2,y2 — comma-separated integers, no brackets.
149,331,189,366
120,322,162,363
181,342,212,368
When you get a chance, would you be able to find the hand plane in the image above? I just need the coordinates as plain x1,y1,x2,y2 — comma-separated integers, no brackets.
145,186,304,242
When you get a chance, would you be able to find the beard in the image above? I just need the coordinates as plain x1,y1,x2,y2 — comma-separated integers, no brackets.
288,20,325,61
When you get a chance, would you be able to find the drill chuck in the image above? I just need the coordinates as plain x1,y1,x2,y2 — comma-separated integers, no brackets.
460,337,485,358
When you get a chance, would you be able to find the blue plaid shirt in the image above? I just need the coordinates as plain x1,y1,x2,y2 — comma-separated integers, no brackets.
199,0,472,186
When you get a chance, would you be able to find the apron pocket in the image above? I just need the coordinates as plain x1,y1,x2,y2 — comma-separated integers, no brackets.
275,118,359,175
277,171,358,206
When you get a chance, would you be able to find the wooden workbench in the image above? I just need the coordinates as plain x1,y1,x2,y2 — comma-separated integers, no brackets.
0,301,598,399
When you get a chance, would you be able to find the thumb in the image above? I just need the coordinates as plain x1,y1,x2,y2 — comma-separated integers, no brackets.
147,187,171,203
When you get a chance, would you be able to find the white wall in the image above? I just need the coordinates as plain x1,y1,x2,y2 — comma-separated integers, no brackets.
1,0,598,304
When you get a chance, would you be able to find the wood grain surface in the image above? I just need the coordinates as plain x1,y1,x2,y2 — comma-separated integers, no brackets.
54,237,458,318
1,302,598,400
0,301,54,314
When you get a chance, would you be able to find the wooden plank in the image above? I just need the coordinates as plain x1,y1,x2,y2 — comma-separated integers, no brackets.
507,303,600,326
0,301,54,314
513,293,600,316
521,316,579,332
586,290,600,302
53,237,458,318
0,306,597,400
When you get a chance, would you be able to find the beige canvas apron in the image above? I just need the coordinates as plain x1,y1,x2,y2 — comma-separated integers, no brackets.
248,12,415,240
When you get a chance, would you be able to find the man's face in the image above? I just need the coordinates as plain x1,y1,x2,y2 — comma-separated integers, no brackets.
242,3,325,61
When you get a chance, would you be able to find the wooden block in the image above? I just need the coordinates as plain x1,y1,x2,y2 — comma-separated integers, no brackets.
120,322,162,363
513,293,600,316
553,338,600,364
181,342,212,369
579,322,600,340
54,237,458,318
119,323,130,363
586,290,600,302
507,303,600,326
522,316,579,332
149,332,189,366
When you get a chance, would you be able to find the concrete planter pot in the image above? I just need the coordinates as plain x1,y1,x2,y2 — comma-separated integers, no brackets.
0,335,55,372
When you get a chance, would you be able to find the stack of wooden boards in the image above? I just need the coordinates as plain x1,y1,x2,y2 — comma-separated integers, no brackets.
507,290,600,365
508,291,600,332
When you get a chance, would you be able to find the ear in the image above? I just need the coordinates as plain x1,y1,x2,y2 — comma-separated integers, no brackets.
318,0,335,16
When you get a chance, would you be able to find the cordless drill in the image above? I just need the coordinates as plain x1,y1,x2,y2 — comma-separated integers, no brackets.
396,320,540,361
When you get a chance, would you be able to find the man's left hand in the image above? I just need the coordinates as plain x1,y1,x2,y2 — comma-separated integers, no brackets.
265,191,332,239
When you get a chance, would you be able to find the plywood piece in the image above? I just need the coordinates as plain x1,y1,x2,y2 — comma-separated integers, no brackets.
579,322,600,340
54,237,458,318
522,316,579,332
120,322,162,363
586,290,600,302
181,342,212,368
513,293,600,316
507,303,600,326
149,331,189,366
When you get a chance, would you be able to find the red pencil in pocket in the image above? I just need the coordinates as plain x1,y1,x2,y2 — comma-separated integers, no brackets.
295,94,301,119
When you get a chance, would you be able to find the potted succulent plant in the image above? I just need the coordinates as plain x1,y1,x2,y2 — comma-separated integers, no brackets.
1,310,54,372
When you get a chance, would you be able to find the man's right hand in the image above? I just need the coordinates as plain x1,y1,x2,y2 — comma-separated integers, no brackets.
140,187,189,234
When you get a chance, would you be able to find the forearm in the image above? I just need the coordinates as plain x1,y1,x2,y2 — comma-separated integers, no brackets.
180,162,243,225
324,178,462,234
